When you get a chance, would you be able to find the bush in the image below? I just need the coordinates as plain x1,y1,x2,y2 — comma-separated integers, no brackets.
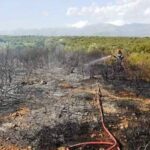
127,53,150,81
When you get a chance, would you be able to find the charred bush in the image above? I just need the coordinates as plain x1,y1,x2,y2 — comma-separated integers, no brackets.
35,121,99,150
124,117,150,150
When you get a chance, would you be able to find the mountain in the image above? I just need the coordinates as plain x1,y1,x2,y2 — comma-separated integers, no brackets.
0,23,150,36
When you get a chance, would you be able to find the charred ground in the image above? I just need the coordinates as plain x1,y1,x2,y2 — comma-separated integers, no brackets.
0,36,150,150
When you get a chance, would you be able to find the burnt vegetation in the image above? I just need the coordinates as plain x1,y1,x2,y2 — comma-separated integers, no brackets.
0,36,150,150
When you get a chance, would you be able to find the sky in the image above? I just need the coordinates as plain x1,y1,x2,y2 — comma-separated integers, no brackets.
0,0,150,30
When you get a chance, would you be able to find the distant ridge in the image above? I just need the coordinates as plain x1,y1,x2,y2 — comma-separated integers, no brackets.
1,23,150,36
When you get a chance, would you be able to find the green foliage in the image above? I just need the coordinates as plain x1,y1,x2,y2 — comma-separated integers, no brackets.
0,35,46,50
128,53,150,65
0,36,149,81
127,53,150,81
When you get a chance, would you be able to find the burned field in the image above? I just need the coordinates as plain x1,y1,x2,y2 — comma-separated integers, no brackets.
0,64,150,150
0,36,150,150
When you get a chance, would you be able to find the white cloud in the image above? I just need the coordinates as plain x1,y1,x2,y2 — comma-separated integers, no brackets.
41,11,49,17
108,20,125,26
66,7,78,16
68,20,89,28
145,8,150,15
66,0,150,25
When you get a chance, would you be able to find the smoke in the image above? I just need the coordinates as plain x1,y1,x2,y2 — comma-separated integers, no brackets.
85,55,111,66
83,55,112,77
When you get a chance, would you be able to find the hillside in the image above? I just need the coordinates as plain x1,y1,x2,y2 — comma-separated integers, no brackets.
1,23,150,36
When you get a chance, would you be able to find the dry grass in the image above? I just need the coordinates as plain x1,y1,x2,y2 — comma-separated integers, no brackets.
0,140,31,150
59,82,74,89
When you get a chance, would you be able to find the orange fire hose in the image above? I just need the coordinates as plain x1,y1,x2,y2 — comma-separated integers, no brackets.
65,85,120,150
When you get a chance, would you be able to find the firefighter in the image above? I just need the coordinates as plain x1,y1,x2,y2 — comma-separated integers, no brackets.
112,49,124,72
116,49,124,62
